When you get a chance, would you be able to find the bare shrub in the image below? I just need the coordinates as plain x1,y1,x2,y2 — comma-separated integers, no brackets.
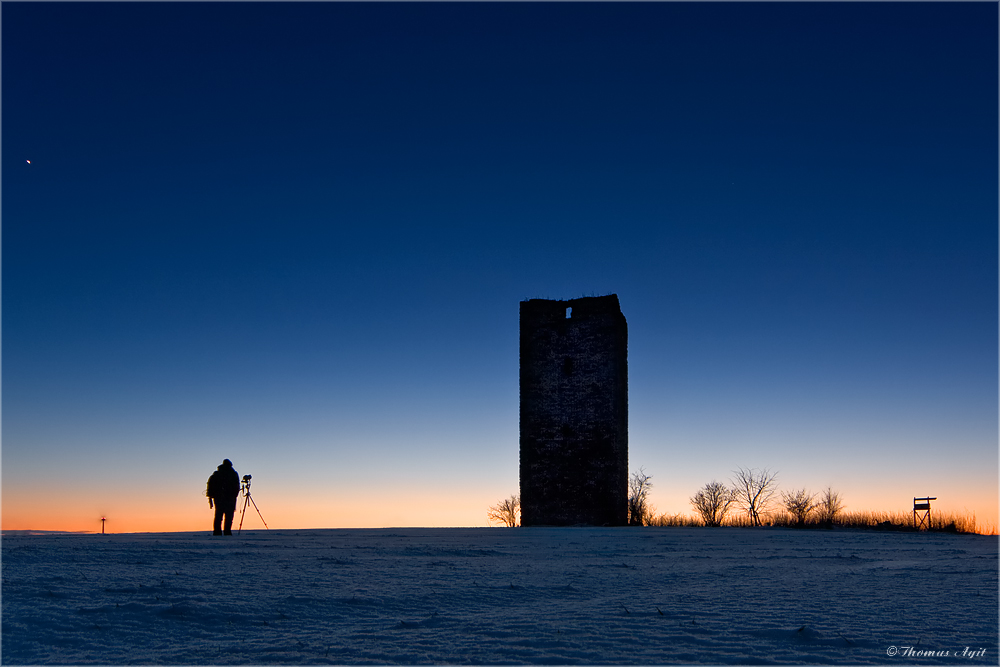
690,481,736,527
731,467,779,527
628,469,654,526
487,494,520,527
816,487,844,526
781,488,817,527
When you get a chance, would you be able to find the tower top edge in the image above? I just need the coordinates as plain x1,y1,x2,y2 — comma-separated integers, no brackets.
521,294,620,307
520,294,624,321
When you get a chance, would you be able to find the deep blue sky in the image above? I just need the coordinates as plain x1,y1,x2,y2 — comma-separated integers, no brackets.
3,3,997,531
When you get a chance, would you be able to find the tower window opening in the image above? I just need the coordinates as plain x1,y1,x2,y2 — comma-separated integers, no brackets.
566,307,572,318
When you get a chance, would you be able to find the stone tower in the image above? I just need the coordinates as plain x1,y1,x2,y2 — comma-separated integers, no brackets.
519,295,628,526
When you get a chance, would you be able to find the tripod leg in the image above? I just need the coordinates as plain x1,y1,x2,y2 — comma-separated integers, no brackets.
238,493,250,534
247,493,269,530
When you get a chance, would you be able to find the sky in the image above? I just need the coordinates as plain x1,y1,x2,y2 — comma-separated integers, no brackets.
3,2,997,534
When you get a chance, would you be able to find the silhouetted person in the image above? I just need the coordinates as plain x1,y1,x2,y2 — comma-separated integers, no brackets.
206,459,241,535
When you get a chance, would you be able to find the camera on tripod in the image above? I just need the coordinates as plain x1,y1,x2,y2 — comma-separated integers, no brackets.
237,473,268,533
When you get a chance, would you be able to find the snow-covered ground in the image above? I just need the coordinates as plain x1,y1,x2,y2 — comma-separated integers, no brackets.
2,527,996,665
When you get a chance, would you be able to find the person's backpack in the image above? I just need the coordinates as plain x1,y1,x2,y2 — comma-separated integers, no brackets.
206,472,220,498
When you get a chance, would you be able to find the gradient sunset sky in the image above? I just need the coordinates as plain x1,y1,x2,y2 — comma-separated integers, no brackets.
4,2,997,533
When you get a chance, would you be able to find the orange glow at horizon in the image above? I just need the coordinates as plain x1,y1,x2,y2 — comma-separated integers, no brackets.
3,486,997,535
1,489,509,534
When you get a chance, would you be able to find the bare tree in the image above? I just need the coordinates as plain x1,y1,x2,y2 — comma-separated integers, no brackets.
628,469,654,526
487,494,520,527
690,481,736,527
781,488,817,527
731,467,779,527
816,487,844,527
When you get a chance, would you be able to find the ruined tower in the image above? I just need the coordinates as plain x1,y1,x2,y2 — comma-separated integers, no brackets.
519,295,628,526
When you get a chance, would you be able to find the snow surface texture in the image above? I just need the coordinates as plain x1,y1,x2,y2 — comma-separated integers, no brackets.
2,528,996,665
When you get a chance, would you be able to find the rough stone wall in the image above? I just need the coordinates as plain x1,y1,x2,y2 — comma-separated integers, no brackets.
519,295,628,526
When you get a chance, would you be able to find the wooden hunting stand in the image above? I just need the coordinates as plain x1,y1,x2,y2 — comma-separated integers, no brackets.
913,497,936,530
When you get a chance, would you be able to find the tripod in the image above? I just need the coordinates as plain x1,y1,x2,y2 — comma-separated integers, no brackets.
237,475,269,534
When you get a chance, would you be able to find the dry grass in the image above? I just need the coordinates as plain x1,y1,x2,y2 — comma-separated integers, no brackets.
648,512,702,527
644,509,995,535
831,509,988,535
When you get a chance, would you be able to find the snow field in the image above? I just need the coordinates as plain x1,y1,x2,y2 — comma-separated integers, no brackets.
2,527,996,664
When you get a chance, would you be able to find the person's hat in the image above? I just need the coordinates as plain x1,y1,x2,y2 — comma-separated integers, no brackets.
222,459,233,467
